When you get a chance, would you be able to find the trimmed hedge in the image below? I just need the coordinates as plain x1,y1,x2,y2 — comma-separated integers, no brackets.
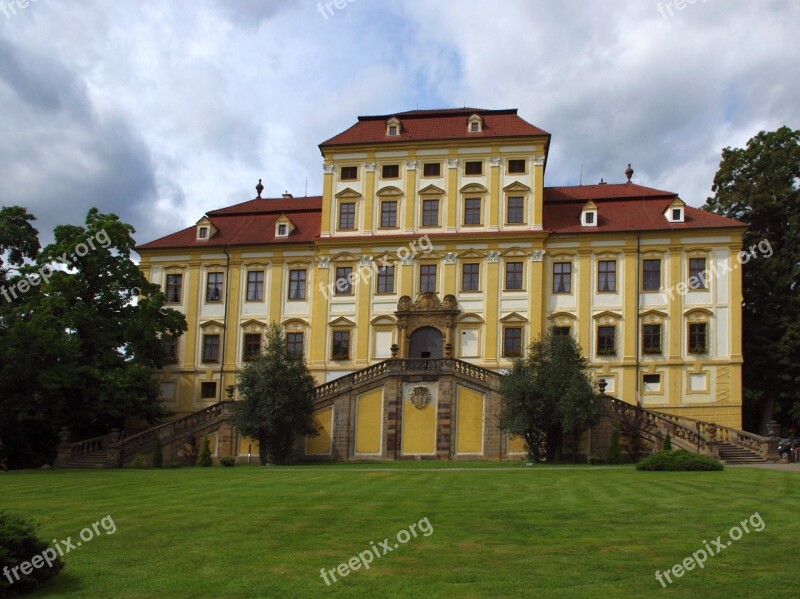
636,449,723,471
0,511,63,597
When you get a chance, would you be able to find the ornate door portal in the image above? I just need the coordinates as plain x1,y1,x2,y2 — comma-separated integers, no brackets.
395,292,460,358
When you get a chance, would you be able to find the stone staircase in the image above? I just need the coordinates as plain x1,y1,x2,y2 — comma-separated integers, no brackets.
67,449,110,469
717,442,767,464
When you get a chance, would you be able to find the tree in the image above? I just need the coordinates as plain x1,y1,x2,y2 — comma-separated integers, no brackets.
703,127,800,432
606,425,622,465
500,332,597,462
196,435,212,467
233,323,318,465
0,207,187,468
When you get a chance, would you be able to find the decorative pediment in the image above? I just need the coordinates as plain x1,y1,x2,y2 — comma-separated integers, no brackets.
503,181,531,193
460,183,488,194
419,184,445,196
500,312,528,323
548,311,577,321
376,186,403,198
684,308,713,319
282,318,309,328
370,315,397,327
199,320,224,329
501,247,528,257
335,187,362,199
330,252,358,263
373,251,398,265
458,249,485,260
240,319,267,328
593,311,622,324
329,316,356,327
640,309,668,320
458,313,485,324
396,292,459,313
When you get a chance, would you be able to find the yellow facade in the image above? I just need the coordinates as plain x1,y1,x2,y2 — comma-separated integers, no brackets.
137,109,745,442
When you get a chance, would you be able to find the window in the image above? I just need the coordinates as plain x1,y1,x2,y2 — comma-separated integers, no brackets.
381,164,399,179
642,374,661,392
340,166,358,180
206,272,223,302
503,327,523,357
507,197,524,224
553,262,572,293
469,121,480,132
163,335,178,363
688,323,708,354
198,227,208,239
584,212,595,224
388,125,398,136
420,265,437,293
165,274,182,303
200,382,217,399
642,324,662,354
332,331,350,360
380,201,397,228
464,198,481,225
507,159,525,174
462,263,480,291
552,326,571,337
287,332,304,357
423,162,441,177
202,334,220,362
598,260,617,292
288,269,307,300
464,161,482,176
597,326,616,356
335,267,353,295
338,202,356,230
688,258,707,289
246,271,264,302
376,265,394,294
672,208,682,221
505,262,523,290
422,199,439,226
643,259,661,291
243,333,261,361
277,223,287,237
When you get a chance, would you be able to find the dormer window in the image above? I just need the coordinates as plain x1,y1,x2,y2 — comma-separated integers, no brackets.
386,117,401,137
664,199,686,223
275,215,295,238
581,201,598,227
195,218,216,241
467,114,483,133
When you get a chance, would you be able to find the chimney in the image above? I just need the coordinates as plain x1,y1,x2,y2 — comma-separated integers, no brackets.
282,191,293,199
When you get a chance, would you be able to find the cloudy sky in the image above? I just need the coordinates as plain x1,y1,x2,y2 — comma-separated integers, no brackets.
1,0,798,250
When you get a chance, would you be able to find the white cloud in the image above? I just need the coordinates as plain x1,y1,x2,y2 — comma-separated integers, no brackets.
0,0,798,248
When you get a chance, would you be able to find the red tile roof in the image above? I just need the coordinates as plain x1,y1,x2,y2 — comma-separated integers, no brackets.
136,196,322,250
320,108,549,148
136,185,743,252
542,183,743,233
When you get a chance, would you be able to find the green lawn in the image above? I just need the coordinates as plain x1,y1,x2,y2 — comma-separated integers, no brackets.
1,464,796,598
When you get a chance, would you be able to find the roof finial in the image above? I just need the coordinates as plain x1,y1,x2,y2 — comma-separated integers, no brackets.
625,163,634,183
256,178,264,198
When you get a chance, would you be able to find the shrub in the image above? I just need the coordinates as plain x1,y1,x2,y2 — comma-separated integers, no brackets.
129,454,145,469
196,435,212,467
587,454,605,465
636,449,723,471
219,457,236,467
0,511,64,597
663,432,672,452
152,438,163,469
606,425,622,464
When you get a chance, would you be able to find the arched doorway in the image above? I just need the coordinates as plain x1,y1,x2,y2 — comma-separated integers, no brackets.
408,327,444,359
